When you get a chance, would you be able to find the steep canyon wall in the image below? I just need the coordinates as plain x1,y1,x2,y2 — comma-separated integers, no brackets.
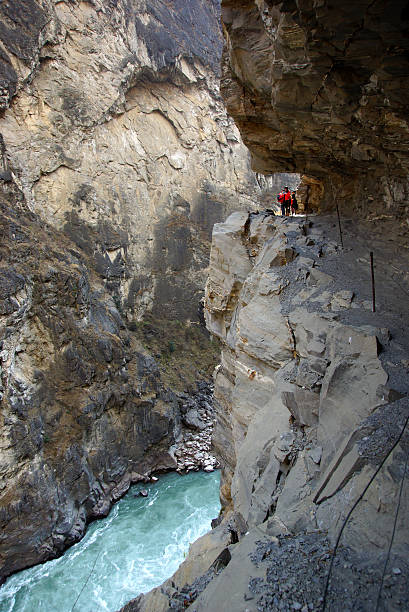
0,0,268,580
130,211,409,612
127,2,409,610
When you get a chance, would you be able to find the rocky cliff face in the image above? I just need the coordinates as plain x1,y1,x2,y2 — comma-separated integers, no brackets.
1,0,265,327
201,212,409,611
221,0,409,218
0,0,269,581
130,211,409,612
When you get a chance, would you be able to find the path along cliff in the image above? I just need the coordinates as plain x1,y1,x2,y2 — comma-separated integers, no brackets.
1,1,409,609
124,2,409,610
128,210,409,612
220,0,409,219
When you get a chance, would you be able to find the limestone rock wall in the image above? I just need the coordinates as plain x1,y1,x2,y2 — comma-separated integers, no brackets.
221,0,409,218
0,0,268,581
0,0,266,325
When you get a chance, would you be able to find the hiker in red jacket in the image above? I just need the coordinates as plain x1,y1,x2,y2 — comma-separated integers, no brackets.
277,190,286,216
284,187,291,216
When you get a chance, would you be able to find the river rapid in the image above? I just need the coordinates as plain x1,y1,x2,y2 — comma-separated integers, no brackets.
0,470,221,612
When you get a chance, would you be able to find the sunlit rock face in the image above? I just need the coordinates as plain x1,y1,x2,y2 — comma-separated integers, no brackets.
0,0,267,323
0,0,269,581
221,0,409,216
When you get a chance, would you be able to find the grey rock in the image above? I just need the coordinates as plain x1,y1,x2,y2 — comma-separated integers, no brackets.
183,409,208,431
308,447,322,465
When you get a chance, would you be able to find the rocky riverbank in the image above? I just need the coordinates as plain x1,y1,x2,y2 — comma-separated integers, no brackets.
174,383,219,474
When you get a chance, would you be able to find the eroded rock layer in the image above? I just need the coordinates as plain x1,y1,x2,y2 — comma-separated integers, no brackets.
221,0,409,217
0,0,267,581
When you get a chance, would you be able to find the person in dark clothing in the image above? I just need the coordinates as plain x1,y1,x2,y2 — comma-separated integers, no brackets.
291,191,298,215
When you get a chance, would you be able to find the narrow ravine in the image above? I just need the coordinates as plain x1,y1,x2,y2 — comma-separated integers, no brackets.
0,471,221,612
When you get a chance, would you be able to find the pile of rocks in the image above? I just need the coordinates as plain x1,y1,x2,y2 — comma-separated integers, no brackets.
174,383,220,473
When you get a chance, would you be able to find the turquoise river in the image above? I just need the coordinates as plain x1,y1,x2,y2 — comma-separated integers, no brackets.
0,470,221,612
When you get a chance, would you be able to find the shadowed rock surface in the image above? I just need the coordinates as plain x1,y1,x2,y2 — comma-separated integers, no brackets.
221,0,409,217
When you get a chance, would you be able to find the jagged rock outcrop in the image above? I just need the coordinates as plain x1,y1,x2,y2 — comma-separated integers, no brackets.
130,211,409,611
199,212,409,610
221,0,409,217
0,0,273,582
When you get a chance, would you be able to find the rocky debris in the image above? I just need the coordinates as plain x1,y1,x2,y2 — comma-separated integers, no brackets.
247,532,332,611
220,1,409,219
245,533,409,612
173,383,220,473
155,546,235,611
153,528,408,612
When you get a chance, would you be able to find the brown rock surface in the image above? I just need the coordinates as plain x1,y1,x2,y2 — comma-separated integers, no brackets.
221,0,409,217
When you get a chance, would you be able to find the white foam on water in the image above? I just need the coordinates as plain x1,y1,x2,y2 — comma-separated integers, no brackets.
0,471,220,612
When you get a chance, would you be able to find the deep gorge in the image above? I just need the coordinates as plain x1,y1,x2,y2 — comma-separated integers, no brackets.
0,1,409,611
